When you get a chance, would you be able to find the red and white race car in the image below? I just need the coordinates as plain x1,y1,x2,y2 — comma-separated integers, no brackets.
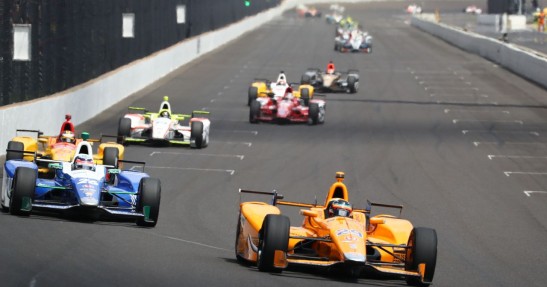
249,86,325,125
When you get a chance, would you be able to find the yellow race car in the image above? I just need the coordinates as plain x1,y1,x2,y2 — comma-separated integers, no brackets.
248,72,315,106
236,172,437,286
6,115,124,175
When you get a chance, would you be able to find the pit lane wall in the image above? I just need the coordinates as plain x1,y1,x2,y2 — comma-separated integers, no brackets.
0,0,374,157
411,14,547,90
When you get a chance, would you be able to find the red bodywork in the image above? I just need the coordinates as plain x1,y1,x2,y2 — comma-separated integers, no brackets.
256,97,311,123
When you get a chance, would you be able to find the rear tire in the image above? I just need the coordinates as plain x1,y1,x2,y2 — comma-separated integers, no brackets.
405,227,437,286
308,103,319,125
10,167,36,216
347,76,358,93
117,118,131,144
300,88,310,106
190,121,204,149
257,214,290,273
103,147,119,168
136,177,161,227
248,86,258,106
6,141,24,161
250,100,260,124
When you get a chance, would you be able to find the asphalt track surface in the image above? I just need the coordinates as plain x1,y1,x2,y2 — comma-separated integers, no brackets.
2,1,547,286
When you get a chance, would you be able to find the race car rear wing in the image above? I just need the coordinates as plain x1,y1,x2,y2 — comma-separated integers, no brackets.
239,189,284,206
119,159,146,172
16,129,43,138
127,107,149,114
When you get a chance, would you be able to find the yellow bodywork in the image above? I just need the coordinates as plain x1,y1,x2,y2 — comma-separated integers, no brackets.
250,80,315,100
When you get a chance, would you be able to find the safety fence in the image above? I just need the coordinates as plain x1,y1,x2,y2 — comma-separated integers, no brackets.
0,0,280,106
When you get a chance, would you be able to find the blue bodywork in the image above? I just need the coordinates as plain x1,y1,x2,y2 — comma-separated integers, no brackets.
3,158,149,219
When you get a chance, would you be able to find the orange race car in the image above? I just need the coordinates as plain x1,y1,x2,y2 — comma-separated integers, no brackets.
6,114,124,175
235,172,437,286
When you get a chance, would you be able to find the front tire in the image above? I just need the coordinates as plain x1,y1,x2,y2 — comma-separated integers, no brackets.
117,117,131,144
10,167,36,216
308,103,319,125
257,214,290,273
190,121,204,149
248,86,258,106
136,178,161,227
103,147,119,168
250,100,260,124
347,76,358,93
6,141,24,161
405,227,437,286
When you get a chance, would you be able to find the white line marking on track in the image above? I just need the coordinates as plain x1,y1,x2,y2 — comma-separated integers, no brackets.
504,171,547,176
430,93,487,97
462,130,539,136
524,190,547,197
144,166,235,175
223,85,229,90
210,99,215,103
474,141,547,147
218,130,258,135
488,155,547,160
444,109,510,114
215,141,252,147
425,86,479,91
150,151,244,160
453,119,523,125
217,92,223,96
151,233,230,251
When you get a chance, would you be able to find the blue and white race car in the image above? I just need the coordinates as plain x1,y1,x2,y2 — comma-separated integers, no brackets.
1,138,161,227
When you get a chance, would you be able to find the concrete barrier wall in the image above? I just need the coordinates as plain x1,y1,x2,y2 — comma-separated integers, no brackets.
411,14,547,91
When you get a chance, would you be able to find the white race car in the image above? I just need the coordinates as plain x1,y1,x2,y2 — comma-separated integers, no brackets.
118,96,210,149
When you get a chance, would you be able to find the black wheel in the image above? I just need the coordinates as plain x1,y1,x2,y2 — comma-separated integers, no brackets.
250,100,260,124
117,118,131,144
257,214,290,273
248,86,258,106
405,227,437,286
190,121,204,149
6,141,24,161
10,167,36,216
300,88,310,106
136,177,161,227
301,74,311,85
347,76,358,93
103,147,119,168
308,103,319,125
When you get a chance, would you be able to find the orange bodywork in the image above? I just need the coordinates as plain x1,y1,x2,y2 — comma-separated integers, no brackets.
236,171,425,281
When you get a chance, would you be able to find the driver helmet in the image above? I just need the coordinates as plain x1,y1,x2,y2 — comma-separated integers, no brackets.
60,131,75,143
327,61,336,74
160,111,170,118
284,87,294,99
327,198,353,218
73,154,95,171
277,72,287,85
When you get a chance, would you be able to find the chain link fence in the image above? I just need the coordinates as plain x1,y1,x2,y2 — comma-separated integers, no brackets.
0,0,280,106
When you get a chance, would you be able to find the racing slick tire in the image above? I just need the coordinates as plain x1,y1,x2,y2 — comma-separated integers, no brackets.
10,167,36,216
405,227,437,286
136,177,161,227
301,88,310,106
250,100,261,124
190,121,204,149
347,76,358,93
6,141,24,161
248,86,258,106
301,74,311,85
308,103,320,125
117,117,131,144
258,214,290,273
103,147,119,168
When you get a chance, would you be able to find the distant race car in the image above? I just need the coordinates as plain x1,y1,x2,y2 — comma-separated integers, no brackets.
248,72,315,106
7,114,124,175
249,85,325,125
301,66,359,93
235,172,437,286
335,29,372,53
296,4,322,18
2,135,161,227
118,96,210,149
325,4,345,24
